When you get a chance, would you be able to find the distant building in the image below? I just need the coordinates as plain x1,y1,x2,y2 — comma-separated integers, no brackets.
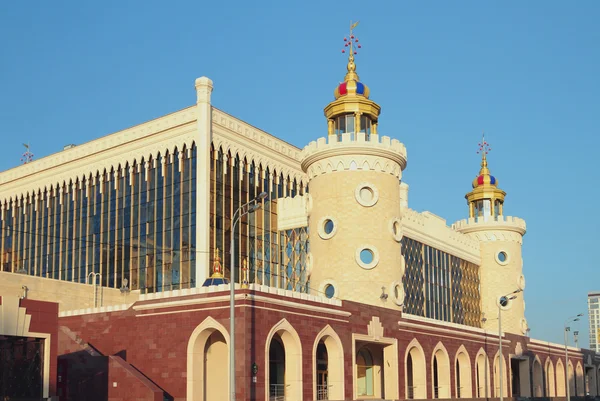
589,292,600,352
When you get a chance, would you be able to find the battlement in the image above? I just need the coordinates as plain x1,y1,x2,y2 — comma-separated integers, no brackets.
402,208,481,264
301,133,408,179
452,215,527,236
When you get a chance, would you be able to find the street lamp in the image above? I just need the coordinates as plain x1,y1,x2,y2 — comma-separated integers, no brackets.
230,191,268,401
564,313,583,401
498,289,522,401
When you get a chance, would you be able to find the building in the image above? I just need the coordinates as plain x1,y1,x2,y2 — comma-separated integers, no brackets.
0,296,59,400
590,292,600,352
1,29,599,401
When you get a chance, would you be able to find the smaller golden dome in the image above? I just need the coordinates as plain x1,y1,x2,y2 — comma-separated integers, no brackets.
465,135,506,217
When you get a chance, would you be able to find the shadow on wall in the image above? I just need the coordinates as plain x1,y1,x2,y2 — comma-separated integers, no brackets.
58,349,172,401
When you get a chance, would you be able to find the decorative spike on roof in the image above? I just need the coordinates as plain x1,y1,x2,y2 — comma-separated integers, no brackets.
472,133,498,188
324,21,381,126
335,20,370,99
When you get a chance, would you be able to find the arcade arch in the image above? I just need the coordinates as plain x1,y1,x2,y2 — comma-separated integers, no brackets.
265,319,303,401
186,317,229,401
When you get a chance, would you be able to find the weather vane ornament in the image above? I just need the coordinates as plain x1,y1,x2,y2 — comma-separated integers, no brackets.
476,133,492,163
21,143,34,164
341,20,362,56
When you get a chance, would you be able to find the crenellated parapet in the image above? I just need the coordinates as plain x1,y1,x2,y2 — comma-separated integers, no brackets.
452,216,527,244
402,208,481,264
301,133,407,179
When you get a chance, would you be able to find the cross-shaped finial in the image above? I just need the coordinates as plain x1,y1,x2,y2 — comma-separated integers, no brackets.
476,132,492,157
341,20,362,56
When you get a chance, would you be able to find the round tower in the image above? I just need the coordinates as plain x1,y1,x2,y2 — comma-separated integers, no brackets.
453,137,528,334
301,26,407,309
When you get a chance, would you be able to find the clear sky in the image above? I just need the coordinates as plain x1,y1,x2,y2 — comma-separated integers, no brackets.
1,1,598,345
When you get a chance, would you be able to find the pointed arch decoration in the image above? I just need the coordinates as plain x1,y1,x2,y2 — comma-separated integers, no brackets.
264,318,303,401
312,325,344,400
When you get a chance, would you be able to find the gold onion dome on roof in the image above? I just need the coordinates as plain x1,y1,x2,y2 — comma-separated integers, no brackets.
324,21,381,129
465,135,506,215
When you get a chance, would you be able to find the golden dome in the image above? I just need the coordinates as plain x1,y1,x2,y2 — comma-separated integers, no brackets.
324,22,381,131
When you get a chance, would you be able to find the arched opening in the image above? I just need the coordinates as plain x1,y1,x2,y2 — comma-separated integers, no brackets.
313,326,344,400
357,347,375,397
585,366,597,396
405,341,427,399
545,359,556,397
493,354,508,397
316,342,328,400
186,318,229,401
532,358,543,397
269,336,286,400
265,320,302,401
475,351,490,398
568,363,575,396
556,360,566,396
455,348,472,398
432,344,451,399
576,363,584,396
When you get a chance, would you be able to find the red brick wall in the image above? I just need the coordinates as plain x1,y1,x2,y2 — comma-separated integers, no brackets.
58,290,599,401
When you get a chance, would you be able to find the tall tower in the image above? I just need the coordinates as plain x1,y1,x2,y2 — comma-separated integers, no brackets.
301,24,407,309
453,137,528,334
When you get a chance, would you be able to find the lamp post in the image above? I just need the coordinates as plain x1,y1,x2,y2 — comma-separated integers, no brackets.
230,191,268,401
564,313,583,401
498,289,522,401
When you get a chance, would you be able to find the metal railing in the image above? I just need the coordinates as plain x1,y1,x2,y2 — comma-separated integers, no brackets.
270,384,285,401
407,386,415,399
457,385,463,398
316,384,328,400
434,386,440,399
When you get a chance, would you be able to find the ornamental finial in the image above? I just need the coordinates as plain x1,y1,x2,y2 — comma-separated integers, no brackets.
476,132,492,174
211,248,224,278
341,20,361,82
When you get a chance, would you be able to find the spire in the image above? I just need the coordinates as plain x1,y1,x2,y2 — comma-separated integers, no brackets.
342,21,361,82
476,132,491,176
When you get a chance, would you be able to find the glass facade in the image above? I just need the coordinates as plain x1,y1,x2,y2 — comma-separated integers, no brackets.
401,236,482,327
209,146,309,292
0,144,197,293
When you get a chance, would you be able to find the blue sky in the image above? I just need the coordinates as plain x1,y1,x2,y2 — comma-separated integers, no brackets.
1,1,598,345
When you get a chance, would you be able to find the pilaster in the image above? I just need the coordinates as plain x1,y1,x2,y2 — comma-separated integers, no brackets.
195,77,213,287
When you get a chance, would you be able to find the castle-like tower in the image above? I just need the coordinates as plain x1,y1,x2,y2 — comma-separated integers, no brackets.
453,138,528,334
301,26,407,309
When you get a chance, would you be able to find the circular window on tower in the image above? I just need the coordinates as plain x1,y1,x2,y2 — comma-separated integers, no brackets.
355,245,379,270
389,217,402,242
355,182,379,207
391,281,405,306
495,250,510,266
317,216,338,240
319,280,339,300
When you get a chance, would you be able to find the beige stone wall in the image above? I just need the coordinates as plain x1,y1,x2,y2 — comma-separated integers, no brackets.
478,239,526,334
0,271,139,311
308,170,403,309
453,217,527,335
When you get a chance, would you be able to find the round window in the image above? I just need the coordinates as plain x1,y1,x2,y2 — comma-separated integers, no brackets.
360,249,374,264
394,285,399,299
360,187,374,203
355,182,379,207
324,284,335,299
317,216,337,240
498,251,507,263
355,246,379,270
389,217,402,242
